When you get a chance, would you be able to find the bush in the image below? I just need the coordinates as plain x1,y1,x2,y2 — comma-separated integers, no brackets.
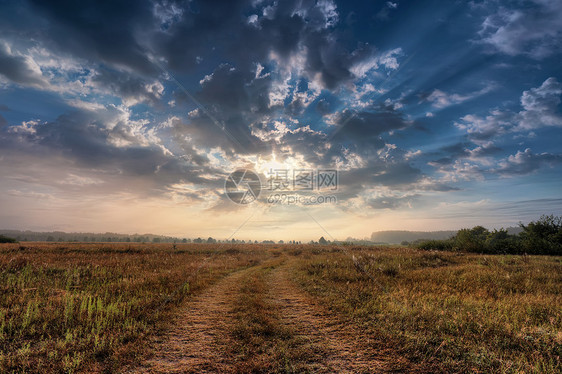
484,229,522,254
520,215,562,255
415,239,454,251
415,216,562,255
0,234,18,243
454,226,489,252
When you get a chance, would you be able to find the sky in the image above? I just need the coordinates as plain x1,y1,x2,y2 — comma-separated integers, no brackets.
0,0,561,241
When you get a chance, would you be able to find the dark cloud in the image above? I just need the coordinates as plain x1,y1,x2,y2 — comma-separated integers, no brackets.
28,0,157,75
91,67,164,106
23,0,380,92
0,43,47,87
340,162,421,189
5,0,558,221
0,106,225,195
196,64,271,114
430,141,502,166
172,63,274,155
315,99,332,115
330,107,411,151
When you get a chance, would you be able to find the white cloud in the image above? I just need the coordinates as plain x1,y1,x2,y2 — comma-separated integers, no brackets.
516,77,562,130
426,84,496,109
432,159,485,183
405,149,422,160
495,148,562,176
350,48,402,78
455,77,562,139
478,0,562,59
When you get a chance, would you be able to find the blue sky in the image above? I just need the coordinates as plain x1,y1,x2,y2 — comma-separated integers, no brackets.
0,0,561,240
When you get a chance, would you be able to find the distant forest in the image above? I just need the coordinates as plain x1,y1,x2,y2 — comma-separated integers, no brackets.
370,227,523,244
0,230,304,244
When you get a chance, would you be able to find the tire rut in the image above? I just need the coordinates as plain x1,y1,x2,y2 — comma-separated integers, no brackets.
268,265,406,373
127,268,250,373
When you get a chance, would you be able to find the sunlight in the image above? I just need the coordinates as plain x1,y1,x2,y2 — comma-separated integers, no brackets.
254,153,308,175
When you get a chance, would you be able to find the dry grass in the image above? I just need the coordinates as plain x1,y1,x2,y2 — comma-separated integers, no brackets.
293,246,562,373
0,242,267,373
1,243,560,373
227,261,319,373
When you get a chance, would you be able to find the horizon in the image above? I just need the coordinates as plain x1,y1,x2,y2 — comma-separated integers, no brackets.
0,223,526,243
1,1,562,240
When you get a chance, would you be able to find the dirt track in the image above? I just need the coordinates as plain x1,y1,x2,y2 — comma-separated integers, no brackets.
267,266,395,373
128,262,410,373
129,270,247,373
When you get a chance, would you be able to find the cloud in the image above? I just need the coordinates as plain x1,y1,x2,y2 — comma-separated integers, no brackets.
376,1,399,20
495,148,562,176
430,145,562,181
455,77,562,140
430,159,485,183
349,48,402,78
90,67,165,107
328,106,412,152
424,84,496,109
0,42,49,88
478,0,562,59
0,0,416,217
367,193,419,210
27,0,157,75
0,105,223,194
516,77,562,130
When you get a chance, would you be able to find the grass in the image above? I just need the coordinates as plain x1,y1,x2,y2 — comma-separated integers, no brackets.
1,243,560,373
0,242,267,373
292,246,562,373
228,260,324,373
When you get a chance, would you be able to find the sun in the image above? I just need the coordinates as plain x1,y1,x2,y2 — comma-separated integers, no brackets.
254,153,308,175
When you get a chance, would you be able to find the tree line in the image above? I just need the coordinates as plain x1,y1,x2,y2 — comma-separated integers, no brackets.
412,215,562,255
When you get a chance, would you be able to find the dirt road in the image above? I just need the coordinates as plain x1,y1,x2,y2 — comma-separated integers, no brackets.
128,261,412,373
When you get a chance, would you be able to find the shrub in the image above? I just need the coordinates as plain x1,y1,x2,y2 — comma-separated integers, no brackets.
0,235,18,243
484,229,522,254
453,226,489,252
415,239,454,251
519,215,562,255
415,217,562,255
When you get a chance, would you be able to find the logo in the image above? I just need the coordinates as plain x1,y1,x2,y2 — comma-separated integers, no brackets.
224,169,262,204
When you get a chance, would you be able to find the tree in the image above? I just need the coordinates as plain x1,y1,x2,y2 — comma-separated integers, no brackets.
318,236,328,245
0,235,17,243
454,226,489,252
520,215,562,255
485,229,521,254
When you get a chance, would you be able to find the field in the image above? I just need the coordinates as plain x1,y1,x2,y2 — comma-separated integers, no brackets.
0,243,560,373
